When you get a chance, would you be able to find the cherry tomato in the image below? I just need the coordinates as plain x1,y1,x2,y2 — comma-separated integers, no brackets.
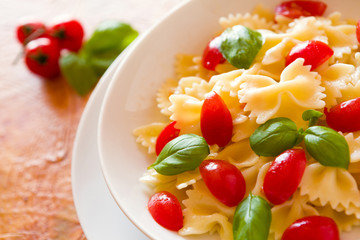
24,37,61,79
325,97,360,132
285,40,333,70
263,149,306,205
148,191,183,231
16,22,47,45
200,91,233,147
48,19,84,52
282,215,340,240
202,36,226,71
199,159,246,207
155,121,180,155
356,20,360,45
275,1,327,19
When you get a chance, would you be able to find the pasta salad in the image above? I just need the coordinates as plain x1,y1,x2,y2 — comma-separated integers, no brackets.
133,1,360,239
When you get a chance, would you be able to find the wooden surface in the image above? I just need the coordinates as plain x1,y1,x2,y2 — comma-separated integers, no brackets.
0,0,182,239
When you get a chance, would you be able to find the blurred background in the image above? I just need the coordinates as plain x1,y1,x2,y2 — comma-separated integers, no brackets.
0,0,181,239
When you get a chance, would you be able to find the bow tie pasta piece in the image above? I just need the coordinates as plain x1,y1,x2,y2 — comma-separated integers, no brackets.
323,24,358,60
241,157,269,197
169,94,202,135
340,68,360,103
232,117,259,142
286,17,327,41
252,161,271,199
261,37,300,66
344,131,360,163
219,12,273,30
300,163,360,209
327,12,348,26
174,76,214,100
133,122,166,154
239,58,325,125
316,204,360,232
140,168,201,191
210,69,244,96
254,30,286,64
335,202,360,220
156,78,178,116
214,139,261,169
270,192,319,240
179,181,234,240
318,63,355,107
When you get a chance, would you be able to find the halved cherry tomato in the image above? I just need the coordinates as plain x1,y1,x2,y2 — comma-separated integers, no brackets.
199,159,246,207
325,97,360,132
285,40,333,70
263,149,306,205
24,37,61,79
16,22,47,45
48,19,84,52
202,36,226,71
148,191,183,231
356,20,360,45
155,121,180,155
200,91,233,147
282,216,340,240
275,1,327,19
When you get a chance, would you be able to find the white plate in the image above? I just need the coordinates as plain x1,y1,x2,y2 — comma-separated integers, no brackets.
98,0,360,239
71,50,148,240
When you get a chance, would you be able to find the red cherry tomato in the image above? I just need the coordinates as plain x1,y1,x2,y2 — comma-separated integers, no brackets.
325,97,360,132
275,1,327,19
16,22,47,45
263,149,306,205
202,36,226,71
285,40,333,70
199,159,246,207
356,20,360,45
24,37,61,79
48,19,84,52
200,91,233,147
155,121,180,155
148,191,183,231
282,215,340,240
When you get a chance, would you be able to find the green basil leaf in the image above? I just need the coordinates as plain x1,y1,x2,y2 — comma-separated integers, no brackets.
84,52,119,77
219,25,263,69
304,126,350,169
250,117,299,157
233,194,271,240
84,20,138,54
59,53,98,96
302,110,323,127
151,134,209,176
82,20,138,76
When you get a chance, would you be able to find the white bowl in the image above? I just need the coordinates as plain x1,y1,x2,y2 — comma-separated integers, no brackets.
98,0,360,239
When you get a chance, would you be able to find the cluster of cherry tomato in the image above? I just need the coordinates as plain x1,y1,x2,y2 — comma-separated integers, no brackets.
16,19,84,78
147,0,360,239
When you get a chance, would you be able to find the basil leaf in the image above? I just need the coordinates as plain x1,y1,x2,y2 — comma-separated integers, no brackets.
219,25,263,69
250,117,300,157
60,21,138,96
151,134,209,176
85,52,119,77
304,126,350,169
233,194,271,240
83,20,138,76
302,110,323,127
59,53,98,96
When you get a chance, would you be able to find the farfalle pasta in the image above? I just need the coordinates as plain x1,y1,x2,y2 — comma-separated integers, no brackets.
133,1,360,240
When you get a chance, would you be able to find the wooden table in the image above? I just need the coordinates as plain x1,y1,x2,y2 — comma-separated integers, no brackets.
0,0,181,239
